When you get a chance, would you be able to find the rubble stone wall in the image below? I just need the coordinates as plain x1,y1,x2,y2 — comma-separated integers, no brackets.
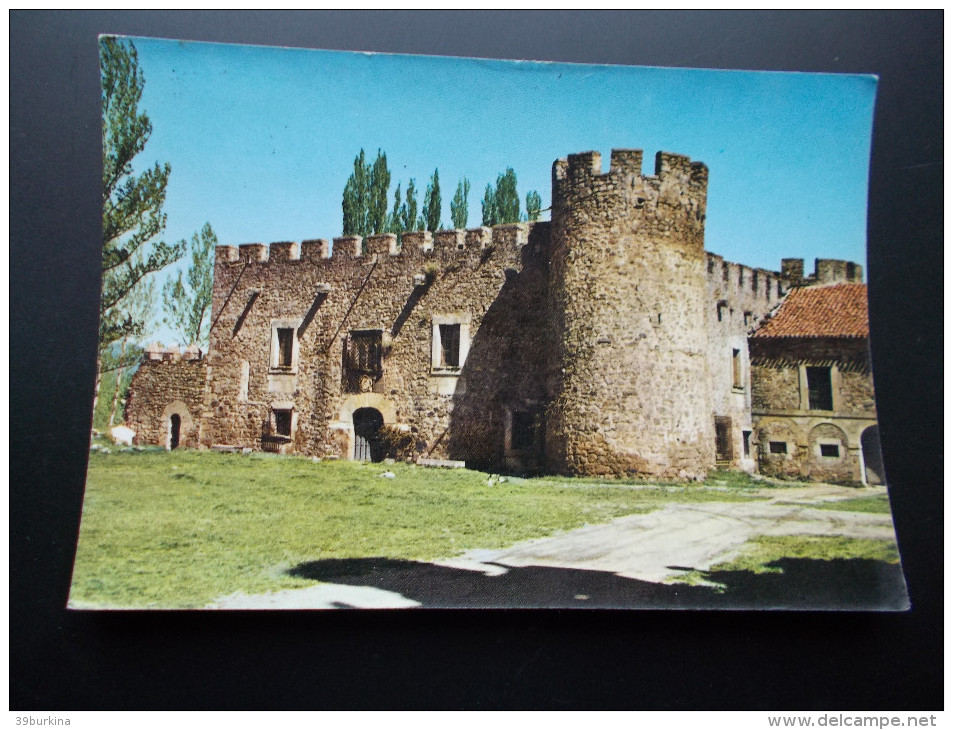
749,336,877,484
125,357,207,449
546,150,714,478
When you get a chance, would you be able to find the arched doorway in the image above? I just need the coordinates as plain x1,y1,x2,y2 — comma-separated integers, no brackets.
169,413,181,450
861,425,885,485
353,407,384,462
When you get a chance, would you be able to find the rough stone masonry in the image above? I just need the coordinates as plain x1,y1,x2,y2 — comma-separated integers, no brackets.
126,148,875,482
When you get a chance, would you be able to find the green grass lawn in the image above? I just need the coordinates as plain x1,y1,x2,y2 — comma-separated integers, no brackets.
711,535,901,575
71,449,768,609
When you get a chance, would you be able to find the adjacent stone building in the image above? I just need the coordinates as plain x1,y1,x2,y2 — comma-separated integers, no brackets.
749,274,882,485
125,148,877,483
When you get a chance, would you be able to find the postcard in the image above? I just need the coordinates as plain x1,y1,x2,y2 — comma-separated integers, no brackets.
70,36,907,610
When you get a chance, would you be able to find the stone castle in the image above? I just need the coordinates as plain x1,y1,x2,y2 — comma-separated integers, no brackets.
126,148,880,484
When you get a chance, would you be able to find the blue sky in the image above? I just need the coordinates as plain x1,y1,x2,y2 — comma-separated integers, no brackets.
122,36,877,345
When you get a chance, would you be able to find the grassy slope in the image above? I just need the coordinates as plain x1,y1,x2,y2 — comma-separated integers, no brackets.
71,451,766,608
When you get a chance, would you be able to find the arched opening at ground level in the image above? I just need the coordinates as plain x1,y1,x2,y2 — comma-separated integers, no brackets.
353,407,385,462
861,425,885,485
161,401,194,450
169,414,181,450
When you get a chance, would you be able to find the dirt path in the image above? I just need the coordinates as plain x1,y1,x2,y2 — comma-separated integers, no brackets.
209,483,897,609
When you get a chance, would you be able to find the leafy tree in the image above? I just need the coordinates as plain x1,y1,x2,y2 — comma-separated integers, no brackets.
481,168,522,226
419,168,442,232
162,222,217,347
401,178,419,233
525,190,542,222
389,182,403,234
105,274,156,428
368,150,391,235
98,36,184,410
342,149,369,236
494,168,520,223
450,178,470,229
481,183,497,227
342,149,391,239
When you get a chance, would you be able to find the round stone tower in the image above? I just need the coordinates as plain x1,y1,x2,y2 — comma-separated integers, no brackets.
545,149,715,479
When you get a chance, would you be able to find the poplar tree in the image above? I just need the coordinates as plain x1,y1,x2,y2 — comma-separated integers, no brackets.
526,190,542,222
401,179,419,233
419,169,442,232
98,36,184,411
481,184,497,227
368,150,391,235
162,222,217,347
343,149,391,238
342,149,369,236
494,168,520,224
389,182,403,234
450,178,470,229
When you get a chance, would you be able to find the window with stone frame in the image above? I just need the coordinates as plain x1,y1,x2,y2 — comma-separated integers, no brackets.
439,323,461,368
431,315,470,374
273,408,293,437
344,330,383,393
769,441,788,455
276,328,294,368
807,366,834,411
269,319,301,373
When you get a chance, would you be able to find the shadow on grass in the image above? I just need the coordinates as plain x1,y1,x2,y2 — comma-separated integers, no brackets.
288,556,908,610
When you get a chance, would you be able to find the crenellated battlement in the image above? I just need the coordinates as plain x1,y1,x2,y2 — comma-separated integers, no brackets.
554,148,708,192
214,223,533,269
780,257,864,286
142,342,204,362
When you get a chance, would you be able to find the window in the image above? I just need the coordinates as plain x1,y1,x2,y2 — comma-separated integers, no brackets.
276,329,294,367
274,409,292,437
345,330,383,392
820,443,840,458
270,319,301,372
732,348,744,390
717,301,728,322
807,366,833,410
742,430,751,458
439,324,461,368
346,330,383,375
743,311,752,326
431,315,470,374
769,441,788,455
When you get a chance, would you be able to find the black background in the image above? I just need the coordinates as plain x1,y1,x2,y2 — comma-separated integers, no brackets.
10,11,942,710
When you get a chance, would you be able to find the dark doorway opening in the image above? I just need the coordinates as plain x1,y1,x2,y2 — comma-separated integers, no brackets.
169,413,181,450
715,416,733,462
353,407,384,462
861,425,885,485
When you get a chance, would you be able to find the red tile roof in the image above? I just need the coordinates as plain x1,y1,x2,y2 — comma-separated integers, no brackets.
753,283,869,339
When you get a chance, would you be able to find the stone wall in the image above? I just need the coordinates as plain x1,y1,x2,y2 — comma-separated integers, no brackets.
705,253,787,469
546,149,714,479
200,222,549,467
125,352,207,449
122,147,874,484
749,336,877,484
